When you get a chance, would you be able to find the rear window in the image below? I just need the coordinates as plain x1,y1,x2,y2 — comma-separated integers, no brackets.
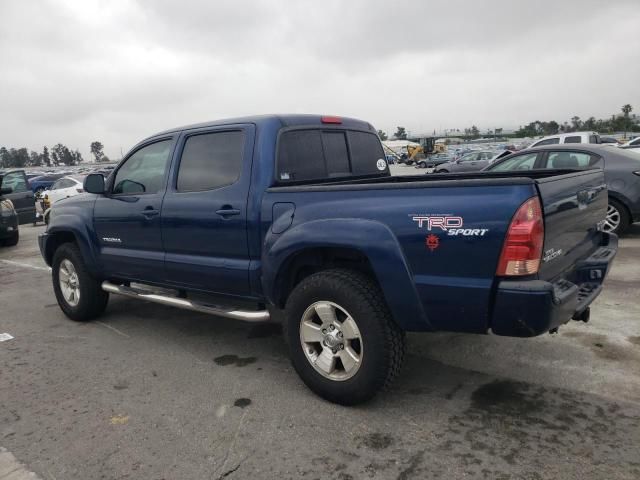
277,129,386,183
564,136,582,144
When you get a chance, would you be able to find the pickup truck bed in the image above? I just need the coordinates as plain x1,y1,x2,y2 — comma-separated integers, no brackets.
39,114,617,404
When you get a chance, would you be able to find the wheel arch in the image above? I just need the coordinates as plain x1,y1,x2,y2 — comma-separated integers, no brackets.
607,192,632,220
262,218,432,331
44,226,100,276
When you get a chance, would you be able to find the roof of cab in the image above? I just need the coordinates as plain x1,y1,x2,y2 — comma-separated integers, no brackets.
150,114,375,138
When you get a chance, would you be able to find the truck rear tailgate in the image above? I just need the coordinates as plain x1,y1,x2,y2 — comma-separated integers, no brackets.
535,169,608,282
491,168,618,337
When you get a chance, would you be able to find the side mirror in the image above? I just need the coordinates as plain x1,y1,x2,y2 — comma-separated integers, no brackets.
84,174,105,194
0,187,12,196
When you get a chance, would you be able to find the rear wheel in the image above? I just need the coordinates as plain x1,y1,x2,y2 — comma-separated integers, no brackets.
52,243,109,321
284,269,405,405
604,199,630,235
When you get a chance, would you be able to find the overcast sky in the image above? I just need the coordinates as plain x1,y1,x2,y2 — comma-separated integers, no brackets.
0,0,638,160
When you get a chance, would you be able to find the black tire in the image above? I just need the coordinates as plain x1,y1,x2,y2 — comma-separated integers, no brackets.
284,269,405,405
52,242,109,321
607,198,630,235
4,231,19,246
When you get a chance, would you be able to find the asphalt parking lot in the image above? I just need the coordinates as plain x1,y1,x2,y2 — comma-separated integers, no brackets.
1,224,639,480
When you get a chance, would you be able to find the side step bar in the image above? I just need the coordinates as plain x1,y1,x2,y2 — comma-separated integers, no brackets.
101,281,270,322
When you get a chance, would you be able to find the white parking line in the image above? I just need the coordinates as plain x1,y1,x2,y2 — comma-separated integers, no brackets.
0,447,43,479
96,321,130,338
0,259,51,272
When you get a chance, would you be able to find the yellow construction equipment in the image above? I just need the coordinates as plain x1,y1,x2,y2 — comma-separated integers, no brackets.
404,138,445,163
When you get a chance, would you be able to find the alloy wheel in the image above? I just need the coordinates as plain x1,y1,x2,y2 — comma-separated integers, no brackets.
59,259,80,307
603,204,621,233
299,301,363,381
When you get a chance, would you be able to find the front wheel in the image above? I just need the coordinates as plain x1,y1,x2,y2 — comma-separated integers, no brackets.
52,243,109,321
284,269,405,405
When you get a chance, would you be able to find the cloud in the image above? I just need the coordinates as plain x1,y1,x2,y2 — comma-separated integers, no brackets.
0,0,637,159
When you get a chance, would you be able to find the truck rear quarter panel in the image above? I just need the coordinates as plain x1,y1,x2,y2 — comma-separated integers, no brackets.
262,183,536,332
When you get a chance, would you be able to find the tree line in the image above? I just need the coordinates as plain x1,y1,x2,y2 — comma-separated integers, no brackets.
0,141,109,169
514,104,637,138
377,104,637,141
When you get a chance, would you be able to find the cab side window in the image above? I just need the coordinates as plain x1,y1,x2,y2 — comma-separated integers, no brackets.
113,140,172,195
177,131,245,192
2,172,28,192
564,136,582,144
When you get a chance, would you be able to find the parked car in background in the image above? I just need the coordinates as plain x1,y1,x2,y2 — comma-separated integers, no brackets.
484,144,640,234
42,175,86,224
620,137,640,149
0,195,20,246
600,136,619,144
25,172,45,181
29,173,66,196
0,169,36,225
415,153,454,169
434,150,511,173
528,131,601,148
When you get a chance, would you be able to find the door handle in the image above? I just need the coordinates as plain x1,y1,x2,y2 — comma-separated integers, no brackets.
215,207,241,218
142,208,160,218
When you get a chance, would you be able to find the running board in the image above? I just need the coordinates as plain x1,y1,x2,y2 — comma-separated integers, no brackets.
101,281,270,322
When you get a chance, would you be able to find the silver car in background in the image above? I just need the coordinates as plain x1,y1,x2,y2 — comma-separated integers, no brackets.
484,144,640,234
434,150,512,173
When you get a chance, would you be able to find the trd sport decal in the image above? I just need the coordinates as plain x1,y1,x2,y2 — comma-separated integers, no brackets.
410,213,489,237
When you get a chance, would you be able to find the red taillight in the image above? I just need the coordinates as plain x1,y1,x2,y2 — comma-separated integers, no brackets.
76,188,84,193
496,196,544,276
321,116,342,124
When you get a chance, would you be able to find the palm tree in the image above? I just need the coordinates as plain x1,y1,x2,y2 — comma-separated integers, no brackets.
621,104,633,138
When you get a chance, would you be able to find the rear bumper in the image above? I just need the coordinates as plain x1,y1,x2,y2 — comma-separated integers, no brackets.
490,232,618,337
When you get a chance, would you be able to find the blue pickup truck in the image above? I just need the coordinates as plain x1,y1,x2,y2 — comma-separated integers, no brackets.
39,114,617,404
